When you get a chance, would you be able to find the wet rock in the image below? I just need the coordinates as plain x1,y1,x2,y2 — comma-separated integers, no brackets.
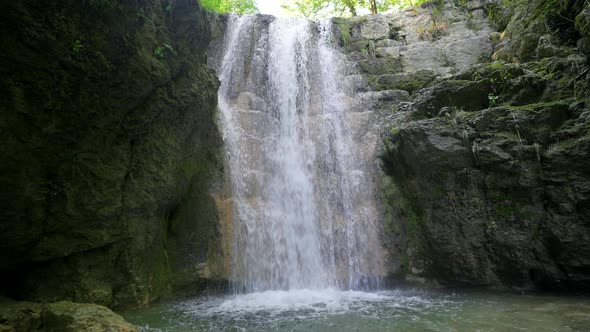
0,0,228,307
43,302,136,332
382,96,590,291
357,57,404,75
412,80,490,119
536,35,563,58
237,92,267,111
344,75,371,96
0,299,43,331
0,299,136,332
501,74,547,106
375,69,437,94
354,90,411,111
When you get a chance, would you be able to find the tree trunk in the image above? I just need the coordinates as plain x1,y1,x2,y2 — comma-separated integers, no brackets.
343,0,357,16
369,0,378,14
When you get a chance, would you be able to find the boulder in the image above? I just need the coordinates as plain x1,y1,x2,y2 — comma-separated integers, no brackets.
356,15,390,40
0,299,136,332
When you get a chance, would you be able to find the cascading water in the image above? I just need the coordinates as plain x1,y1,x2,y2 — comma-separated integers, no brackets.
215,15,384,293
124,11,590,332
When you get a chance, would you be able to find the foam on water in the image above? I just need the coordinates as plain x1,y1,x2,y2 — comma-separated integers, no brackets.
175,289,438,320
124,290,590,332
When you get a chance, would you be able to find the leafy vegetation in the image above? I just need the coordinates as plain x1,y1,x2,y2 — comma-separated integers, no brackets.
154,43,176,60
200,0,258,14
282,0,430,18
71,39,84,55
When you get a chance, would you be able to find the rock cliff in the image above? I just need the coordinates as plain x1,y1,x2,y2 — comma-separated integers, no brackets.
0,0,230,309
374,0,590,291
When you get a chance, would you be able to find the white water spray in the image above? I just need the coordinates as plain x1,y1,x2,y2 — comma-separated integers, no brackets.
214,15,384,293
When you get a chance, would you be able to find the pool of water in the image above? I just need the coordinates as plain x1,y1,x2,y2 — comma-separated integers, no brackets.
122,288,590,331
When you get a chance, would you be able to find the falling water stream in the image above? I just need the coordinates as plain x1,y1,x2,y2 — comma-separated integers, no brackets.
122,15,590,331
217,15,383,292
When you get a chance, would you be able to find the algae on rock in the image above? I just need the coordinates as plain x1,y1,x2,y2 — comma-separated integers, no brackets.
0,0,229,308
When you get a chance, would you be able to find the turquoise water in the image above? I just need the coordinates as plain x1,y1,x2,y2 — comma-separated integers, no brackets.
122,288,590,331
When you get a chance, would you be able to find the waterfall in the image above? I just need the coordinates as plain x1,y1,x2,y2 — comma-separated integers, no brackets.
215,15,384,293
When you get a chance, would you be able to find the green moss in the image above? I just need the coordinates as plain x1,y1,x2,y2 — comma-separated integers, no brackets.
432,185,444,200
149,245,173,300
576,7,590,36
0,0,223,307
382,174,424,239
401,254,411,275
333,18,353,45
507,99,573,112
490,191,533,221
11,86,28,114
389,127,401,136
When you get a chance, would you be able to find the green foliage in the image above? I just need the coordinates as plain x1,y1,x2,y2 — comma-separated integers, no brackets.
417,22,447,40
71,39,84,55
490,191,533,221
488,93,499,107
154,46,165,59
154,43,176,60
201,0,258,14
401,254,411,274
341,25,352,43
283,0,429,18
283,0,357,18
466,12,480,31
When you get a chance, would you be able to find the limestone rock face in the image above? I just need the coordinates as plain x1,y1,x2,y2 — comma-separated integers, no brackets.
334,7,494,79
0,0,229,307
382,99,590,290
376,0,590,291
411,80,491,118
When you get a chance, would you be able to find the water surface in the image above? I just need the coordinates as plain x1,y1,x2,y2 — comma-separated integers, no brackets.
123,288,590,331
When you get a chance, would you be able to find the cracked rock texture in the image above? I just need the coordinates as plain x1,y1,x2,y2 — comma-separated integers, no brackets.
377,0,590,291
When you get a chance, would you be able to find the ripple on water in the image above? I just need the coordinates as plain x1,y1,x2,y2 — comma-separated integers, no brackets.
124,289,590,332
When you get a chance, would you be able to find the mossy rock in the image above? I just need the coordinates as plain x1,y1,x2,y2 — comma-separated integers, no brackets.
0,299,135,332
0,0,225,308
357,57,403,75
43,301,136,332
375,69,437,94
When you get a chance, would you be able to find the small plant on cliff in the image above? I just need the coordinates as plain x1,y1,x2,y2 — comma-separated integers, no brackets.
466,12,480,31
417,21,448,41
334,19,353,44
154,46,165,59
488,93,499,107
154,43,176,60
71,39,84,55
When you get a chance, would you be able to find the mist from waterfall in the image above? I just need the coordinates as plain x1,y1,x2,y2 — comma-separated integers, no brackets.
215,14,384,293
